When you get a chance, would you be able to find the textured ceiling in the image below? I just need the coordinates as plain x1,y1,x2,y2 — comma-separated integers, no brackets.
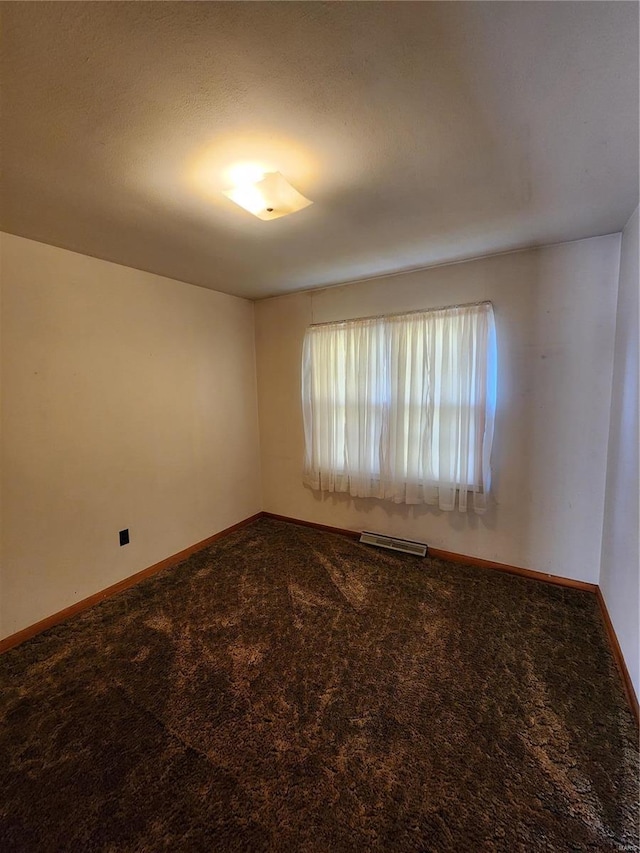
1,2,638,299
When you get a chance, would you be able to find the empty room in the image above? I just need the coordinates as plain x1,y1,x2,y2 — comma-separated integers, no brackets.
1,2,638,851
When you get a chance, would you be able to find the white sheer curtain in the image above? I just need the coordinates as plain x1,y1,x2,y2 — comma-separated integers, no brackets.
302,302,497,513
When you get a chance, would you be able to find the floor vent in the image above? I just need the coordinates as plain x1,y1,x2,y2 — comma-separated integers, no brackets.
360,531,427,557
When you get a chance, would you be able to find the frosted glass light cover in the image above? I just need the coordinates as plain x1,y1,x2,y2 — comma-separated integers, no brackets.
223,171,312,220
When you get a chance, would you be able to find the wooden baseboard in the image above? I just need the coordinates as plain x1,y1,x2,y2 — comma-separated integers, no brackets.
261,512,596,592
595,588,639,726
427,547,597,592
0,512,262,654
262,511,362,540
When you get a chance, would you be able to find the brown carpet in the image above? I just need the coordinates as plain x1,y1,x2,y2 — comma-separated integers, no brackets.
1,518,638,852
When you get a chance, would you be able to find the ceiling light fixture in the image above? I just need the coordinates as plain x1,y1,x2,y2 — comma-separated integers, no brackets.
223,171,312,220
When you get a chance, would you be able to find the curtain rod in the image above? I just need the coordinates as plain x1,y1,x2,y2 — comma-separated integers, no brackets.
309,300,492,328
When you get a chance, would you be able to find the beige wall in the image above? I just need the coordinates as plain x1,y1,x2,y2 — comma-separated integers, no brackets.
600,207,639,698
0,229,629,639
255,236,621,584
0,233,262,638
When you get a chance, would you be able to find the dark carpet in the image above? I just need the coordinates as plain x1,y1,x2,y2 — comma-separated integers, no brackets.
1,518,638,852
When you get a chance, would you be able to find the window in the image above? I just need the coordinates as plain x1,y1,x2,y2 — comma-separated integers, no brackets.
301,302,497,513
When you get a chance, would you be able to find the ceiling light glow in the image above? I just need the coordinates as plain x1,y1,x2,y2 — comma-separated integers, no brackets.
226,162,267,188
223,171,312,221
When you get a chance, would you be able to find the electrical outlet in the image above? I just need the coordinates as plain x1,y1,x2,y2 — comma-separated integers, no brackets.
119,529,129,546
